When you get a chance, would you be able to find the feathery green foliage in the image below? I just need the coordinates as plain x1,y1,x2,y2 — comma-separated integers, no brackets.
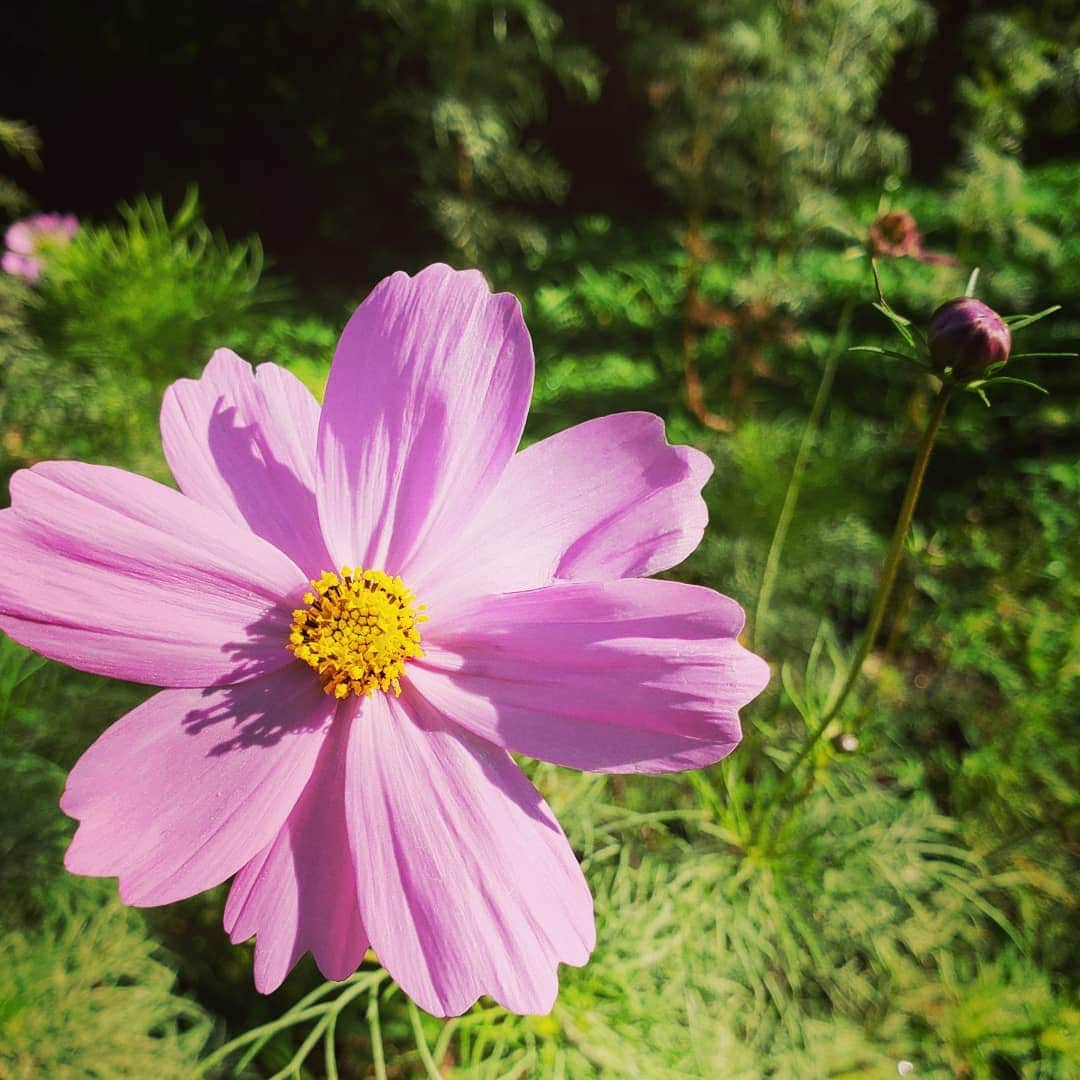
0,191,274,483
628,0,933,430
0,641,210,1079
950,7,1080,278
633,0,932,243
0,118,40,217
0,883,211,1080
31,187,270,382
369,0,601,264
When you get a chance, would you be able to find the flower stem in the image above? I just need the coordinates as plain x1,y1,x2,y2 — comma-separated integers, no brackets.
753,298,854,648
408,998,443,1080
195,971,383,1076
821,381,953,727
368,988,388,1080
753,380,953,845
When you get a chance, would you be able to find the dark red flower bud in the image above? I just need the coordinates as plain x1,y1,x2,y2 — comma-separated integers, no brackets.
869,210,923,259
928,297,1012,373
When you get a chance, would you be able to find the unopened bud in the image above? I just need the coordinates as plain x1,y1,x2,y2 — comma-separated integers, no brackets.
928,298,1011,374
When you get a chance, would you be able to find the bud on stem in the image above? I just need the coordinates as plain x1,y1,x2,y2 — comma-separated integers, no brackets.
928,297,1012,374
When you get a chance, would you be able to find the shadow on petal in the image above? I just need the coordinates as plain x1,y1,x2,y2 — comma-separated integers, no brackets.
182,661,331,754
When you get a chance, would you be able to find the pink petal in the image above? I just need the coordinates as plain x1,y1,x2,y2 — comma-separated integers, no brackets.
161,350,333,576
61,664,334,907
316,264,533,576
2,251,42,281
411,578,770,774
346,692,594,1017
4,221,34,254
415,412,713,603
0,462,306,687
224,714,369,994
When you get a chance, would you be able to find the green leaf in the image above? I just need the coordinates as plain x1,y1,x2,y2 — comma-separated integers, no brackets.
981,376,1050,394
1011,351,1078,360
849,344,931,368
872,301,916,348
1005,305,1061,331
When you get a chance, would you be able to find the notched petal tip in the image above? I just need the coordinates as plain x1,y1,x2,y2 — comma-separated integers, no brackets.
347,695,593,1020
317,261,534,575
416,578,767,775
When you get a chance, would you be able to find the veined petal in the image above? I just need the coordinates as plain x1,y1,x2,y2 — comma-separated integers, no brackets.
346,692,593,1017
0,461,306,687
161,349,332,575
413,578,770,774
416,412,713,603
224,715,368,994
61,664,334,907
316,264,533,576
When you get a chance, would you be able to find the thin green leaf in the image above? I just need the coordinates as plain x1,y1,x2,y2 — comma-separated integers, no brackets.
981,376,1050,394
267,1011,335,1080
368,989,387,1080
407,999,443,1080
324,1010,341,1080
872,302,916,348
1005,305,1061,331
780,661,810,722
1011,351,1077,360
849,345,929,368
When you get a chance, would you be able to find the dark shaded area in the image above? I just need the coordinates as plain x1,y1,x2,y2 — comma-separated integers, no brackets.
0,0,1011,288
2,1,430,292
879,0,1080,178
542,4,666,220
877,0,972,180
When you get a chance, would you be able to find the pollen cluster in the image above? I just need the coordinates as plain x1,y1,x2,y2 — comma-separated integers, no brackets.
288,567,426,699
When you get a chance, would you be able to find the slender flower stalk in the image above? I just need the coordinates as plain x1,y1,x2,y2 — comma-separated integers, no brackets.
753,298,854,649
820,381,953,727
751,280,1068,851
195,970,384,1076
753,380,953,845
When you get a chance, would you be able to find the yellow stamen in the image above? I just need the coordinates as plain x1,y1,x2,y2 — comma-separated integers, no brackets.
287,566,427,698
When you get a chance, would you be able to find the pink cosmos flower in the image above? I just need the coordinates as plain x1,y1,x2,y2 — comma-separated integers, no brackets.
1,212,79,282
0,264,769,1017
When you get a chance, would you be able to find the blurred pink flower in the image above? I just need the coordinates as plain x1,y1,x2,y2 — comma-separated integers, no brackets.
0,264,768,1016
867,209,957,266
2,212,79,282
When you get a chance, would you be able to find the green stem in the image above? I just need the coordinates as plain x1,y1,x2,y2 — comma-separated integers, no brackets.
196,972,381,1076
753,298,854,649
324,1009,341,1080
821,382,953,727
197,1001,337,1075
408,999,443,1079
754,381,953,843
368,988,387,1080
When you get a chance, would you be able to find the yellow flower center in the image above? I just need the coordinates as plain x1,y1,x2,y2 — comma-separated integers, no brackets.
287,567,426,699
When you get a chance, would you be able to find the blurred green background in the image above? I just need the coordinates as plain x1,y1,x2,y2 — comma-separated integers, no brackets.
1,2,1077,1077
